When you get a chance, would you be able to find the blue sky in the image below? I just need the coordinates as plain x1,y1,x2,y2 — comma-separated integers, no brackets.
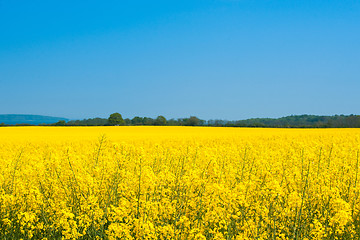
1,0,359,120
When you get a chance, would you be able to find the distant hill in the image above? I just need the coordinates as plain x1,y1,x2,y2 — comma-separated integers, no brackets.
0,114,68,125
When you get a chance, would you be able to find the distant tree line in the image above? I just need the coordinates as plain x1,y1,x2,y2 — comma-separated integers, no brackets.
1,114,360,128
223,114,360,128
65,114,205,126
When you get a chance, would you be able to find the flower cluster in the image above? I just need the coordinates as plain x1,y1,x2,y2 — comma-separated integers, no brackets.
0,126,359,239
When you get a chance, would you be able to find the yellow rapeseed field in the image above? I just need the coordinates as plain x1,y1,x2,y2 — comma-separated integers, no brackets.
0,126,360,239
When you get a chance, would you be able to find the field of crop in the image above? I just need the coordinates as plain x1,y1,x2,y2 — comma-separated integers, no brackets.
0,127,360,239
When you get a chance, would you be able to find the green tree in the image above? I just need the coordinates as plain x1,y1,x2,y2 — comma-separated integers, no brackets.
143,117,155,125
108,113,125,126
131,116,143,125
124,118,131,125
187,116,200,126
54,120,66,126
154,115,167,126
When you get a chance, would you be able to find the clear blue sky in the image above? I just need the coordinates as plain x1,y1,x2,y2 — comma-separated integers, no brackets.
1,0,359,120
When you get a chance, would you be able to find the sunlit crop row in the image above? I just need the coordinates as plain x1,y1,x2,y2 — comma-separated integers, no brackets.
0,126,359,239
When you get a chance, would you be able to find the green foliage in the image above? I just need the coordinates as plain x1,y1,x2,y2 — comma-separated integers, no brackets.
143,117,155,125
221,114,360,128
53,120,66,126
187,116,201,126
67,118,108,126
124,118,131,125
131,116,143,125
62,114,360,128
154,116,167,126
108,113,125,126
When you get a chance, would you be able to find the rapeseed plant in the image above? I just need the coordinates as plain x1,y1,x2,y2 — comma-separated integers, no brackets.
0,127,359,239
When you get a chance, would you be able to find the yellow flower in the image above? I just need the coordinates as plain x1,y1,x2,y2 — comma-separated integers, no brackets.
0,126,359,239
